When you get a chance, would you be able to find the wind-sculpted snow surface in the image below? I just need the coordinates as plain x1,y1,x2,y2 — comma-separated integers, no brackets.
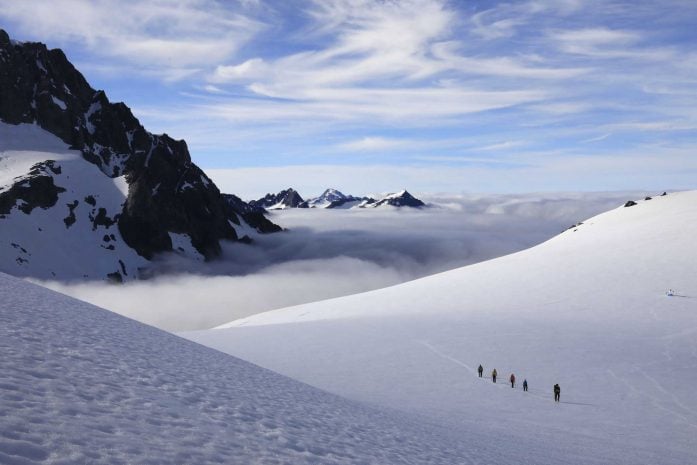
0,272,517,464
188,191,697,465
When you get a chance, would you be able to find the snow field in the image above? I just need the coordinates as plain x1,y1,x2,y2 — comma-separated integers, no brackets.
0,272,517,465
187,190,697,465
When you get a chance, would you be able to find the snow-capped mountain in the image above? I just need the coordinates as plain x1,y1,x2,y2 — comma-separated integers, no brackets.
298,188,367,209
255,187,426,209
355,189,425,208
250,188,305,210
367,189,425,208
187,191,697,465
0,30,279,281
0,271,487,464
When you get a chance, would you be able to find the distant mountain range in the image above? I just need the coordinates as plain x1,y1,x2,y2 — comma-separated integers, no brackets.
251,188,426,210
0,29,280,281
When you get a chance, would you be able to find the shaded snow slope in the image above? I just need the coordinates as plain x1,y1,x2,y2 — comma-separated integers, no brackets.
0,123,148,280
187,191,697,465
0,272,504,465
0,123,268,281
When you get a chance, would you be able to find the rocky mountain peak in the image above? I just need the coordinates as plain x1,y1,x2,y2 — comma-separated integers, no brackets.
250,188,305,210
0,30,280,276
372,190,425,208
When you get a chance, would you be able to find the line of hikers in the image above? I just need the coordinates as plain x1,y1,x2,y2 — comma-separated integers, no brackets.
478,364,561,402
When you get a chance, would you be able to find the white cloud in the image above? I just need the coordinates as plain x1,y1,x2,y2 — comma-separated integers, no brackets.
475,140,528,152
210,58,269,83
469,0,582,40
338,137,410,152
202,0,580,124
552,27,639,46
0,0,264,79
40,191,639,331
581,133,612,143
549,27,675,61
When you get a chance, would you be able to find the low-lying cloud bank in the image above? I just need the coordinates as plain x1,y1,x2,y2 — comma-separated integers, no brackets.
41,192,643,331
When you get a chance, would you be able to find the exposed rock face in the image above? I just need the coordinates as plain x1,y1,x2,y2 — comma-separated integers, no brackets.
250,187,426,210
221,194,283,234
298,188,369,209
0,29,279,261
251,188,305,210
0,161,66,215
369,190,425,208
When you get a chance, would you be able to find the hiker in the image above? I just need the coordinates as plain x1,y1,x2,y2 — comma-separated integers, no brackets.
510,373,515,388
478,365,483,378
492,369,497,383
554,384,561,402
523,379,528,392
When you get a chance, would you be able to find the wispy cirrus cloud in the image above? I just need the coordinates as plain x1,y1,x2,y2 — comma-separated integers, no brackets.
205,0,575,126
0,0,695,193
337,137,411,152
0,0,265,80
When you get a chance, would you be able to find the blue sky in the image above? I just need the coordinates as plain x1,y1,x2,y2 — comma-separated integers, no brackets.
1,0,696,197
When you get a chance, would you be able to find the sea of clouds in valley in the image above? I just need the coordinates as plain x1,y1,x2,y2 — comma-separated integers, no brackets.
41,191,643,331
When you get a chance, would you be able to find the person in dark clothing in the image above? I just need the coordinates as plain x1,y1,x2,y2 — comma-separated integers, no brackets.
509,373,515,388
554,384,561,402
492,369,497,383
523,379,528,392
478,365,483,377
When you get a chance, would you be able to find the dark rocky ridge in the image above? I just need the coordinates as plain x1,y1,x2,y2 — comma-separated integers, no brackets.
0,29,279,260
297,188,372,208
221,194,283,234
0,161,66,215
371,190,425,208
256,187,426,209
251,188,305,209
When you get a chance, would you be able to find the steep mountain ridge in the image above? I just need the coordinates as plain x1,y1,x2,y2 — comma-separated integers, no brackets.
249,188,305,210
0,30,280,280
299,188,366,208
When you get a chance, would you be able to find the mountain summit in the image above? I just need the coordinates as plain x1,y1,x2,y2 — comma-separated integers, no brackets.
250,188,305,210
367,190,425,208
299,188,366,209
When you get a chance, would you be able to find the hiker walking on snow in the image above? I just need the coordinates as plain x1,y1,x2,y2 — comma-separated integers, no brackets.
478,365,483,378
510,373,515,388
492,369,497,383
523,379,528,392
554,384,561,402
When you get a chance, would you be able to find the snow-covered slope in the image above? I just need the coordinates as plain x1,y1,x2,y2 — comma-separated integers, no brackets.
186,191,697,465
0,271,502,464
0,123,149,280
